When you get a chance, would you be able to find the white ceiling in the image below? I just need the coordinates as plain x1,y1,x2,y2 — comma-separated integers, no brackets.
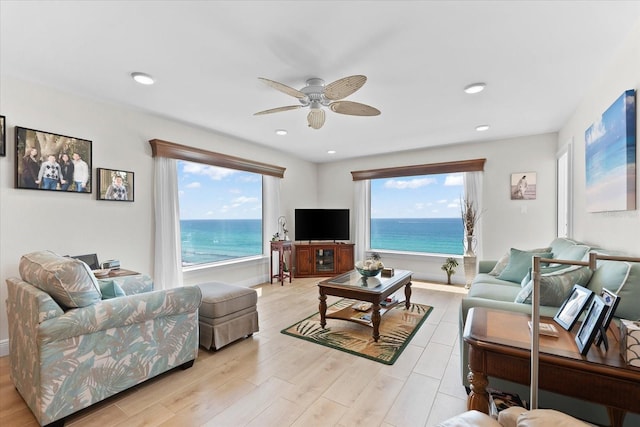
1,1,639,163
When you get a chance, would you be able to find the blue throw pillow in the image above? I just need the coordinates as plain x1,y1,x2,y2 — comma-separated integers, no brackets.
497,248,553,283
99,280,126,299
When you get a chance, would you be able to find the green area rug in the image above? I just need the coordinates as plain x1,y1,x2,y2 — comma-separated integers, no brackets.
281,299,433,365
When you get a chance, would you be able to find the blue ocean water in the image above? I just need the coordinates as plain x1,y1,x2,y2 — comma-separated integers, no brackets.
370,218,463,255
180,219,262,266
181,217,463,265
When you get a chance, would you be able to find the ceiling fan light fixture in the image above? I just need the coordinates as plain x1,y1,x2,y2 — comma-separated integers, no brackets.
131,72,155,85
464,83,486,94
476,124,490,131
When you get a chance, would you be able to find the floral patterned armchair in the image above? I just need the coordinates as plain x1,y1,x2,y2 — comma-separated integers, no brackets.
5,250,202,426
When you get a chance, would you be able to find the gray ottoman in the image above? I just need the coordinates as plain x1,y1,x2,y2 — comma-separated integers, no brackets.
197,282,259,350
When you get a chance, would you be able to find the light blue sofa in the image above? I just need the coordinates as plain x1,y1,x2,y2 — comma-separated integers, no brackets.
458,238,640,426
5,250,202,426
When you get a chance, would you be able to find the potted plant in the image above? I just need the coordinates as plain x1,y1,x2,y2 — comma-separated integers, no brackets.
441,257,459,285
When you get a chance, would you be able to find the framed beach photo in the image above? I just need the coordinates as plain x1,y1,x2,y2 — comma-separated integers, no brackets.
595,288,621,348
511,172,536,200
0,115,6,157
15,126,92,192
575,296,608,355
97,168,134,202
553,284,593,331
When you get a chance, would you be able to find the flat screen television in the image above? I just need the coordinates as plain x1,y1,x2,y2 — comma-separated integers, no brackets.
294,209,350,241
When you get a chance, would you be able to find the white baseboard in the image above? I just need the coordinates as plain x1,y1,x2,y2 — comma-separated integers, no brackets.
0,339,8,357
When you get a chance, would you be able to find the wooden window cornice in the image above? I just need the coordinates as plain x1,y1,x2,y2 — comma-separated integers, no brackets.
351,158,485,181
149,139,286,178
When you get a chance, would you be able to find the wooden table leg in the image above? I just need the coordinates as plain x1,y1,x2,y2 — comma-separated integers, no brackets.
404,281,412,309
372,300,381,342
607,406,626,427
319,292,327,328
467,369,490,414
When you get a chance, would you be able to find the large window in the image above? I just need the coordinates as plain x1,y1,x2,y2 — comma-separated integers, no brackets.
370,173,464,255
177,160,262,266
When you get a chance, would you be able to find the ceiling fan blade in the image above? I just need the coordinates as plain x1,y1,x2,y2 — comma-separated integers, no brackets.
254,105,302,115
307,109,326,129
324,75,367,100
330,101,381,116
258,77,306,99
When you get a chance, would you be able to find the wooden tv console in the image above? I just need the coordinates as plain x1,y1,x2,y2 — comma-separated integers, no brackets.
294,243,354,278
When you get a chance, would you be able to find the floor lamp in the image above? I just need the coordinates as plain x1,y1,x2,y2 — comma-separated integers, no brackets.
530,252,640,410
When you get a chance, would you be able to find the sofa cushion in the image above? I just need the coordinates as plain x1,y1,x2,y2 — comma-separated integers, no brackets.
488,247,551,276
497,248,553,283
515,265,593,306
19,250,102,308
549,244,590,266
588,253,640,320
99,279,126,299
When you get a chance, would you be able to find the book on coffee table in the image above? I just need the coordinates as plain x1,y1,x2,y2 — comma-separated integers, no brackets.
353,302,372,312
528,321,559,337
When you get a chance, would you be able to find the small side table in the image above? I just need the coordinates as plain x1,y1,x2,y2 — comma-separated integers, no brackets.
270,240,292,285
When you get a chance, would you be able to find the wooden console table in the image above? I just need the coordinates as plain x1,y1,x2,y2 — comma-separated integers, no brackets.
464,307,640,427
270,240,292,285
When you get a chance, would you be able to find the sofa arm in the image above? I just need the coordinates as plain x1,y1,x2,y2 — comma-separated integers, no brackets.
39,286,202,343
6,278,65,324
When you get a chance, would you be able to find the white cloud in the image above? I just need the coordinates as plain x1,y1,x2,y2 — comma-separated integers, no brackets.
183,162,236,180
586,118,606,145
444,173,463,186
231,196,259,207
186,182,201,189
437,199,448,204
384,177,436,189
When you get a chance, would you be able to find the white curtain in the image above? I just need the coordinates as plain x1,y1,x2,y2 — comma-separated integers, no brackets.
263,175,281,272
464,171,484,260
353,180,369,262
153,157,183,289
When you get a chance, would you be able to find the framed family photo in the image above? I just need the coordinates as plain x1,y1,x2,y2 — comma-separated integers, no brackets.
553,284,593,331
575,296,608,355
0,115,6,157
594,288,621,348
15,126,92,193
97,168,134,202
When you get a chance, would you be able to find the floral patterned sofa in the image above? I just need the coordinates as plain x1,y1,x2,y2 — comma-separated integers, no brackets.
5,250,202,426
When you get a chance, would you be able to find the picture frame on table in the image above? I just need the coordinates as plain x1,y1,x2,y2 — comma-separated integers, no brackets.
575,296,608,356
0,115,6,157
553,284,594,331
595,288,621,348
15,126,92,192
97,168,134,202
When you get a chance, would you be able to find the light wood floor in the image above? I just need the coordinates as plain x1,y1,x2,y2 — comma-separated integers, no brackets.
0,278,469,427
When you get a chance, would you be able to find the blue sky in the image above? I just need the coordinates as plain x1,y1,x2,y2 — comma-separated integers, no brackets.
177,160,262,220
371,173,463,218
178,161,462,220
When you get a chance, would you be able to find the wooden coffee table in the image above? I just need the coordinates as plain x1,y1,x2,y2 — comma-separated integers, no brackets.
318,269,412,342
464,307,640,427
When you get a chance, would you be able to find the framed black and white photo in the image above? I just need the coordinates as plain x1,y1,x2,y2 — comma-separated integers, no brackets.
553,284,593,331
97,168,134,202
575,296,608,355
595,288,621,347
511,172,537,200
0,115,6,157
15,126,92,192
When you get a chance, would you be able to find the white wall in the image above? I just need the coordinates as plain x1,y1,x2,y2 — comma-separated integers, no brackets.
558,19,640,254
318,133,559,283
0,76,318,351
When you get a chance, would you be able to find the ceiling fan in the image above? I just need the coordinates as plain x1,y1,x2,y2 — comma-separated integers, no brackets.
254,75,381,129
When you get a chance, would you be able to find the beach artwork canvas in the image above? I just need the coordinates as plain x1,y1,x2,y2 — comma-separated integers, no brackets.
585,90,636,212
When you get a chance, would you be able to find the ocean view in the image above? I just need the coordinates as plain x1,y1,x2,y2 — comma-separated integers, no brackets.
181,217,463,265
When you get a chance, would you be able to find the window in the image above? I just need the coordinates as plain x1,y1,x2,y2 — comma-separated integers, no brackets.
370,173,464,255
177,160,263,266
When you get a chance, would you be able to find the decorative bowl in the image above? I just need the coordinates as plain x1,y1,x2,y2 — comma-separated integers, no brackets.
92,268,111,278
356,266,382,277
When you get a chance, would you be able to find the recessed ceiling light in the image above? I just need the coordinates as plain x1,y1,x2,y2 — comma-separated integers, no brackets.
464,83,486,94
275,129,288,136
475,124,490,132
131,72,155,85
327,150,336,154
